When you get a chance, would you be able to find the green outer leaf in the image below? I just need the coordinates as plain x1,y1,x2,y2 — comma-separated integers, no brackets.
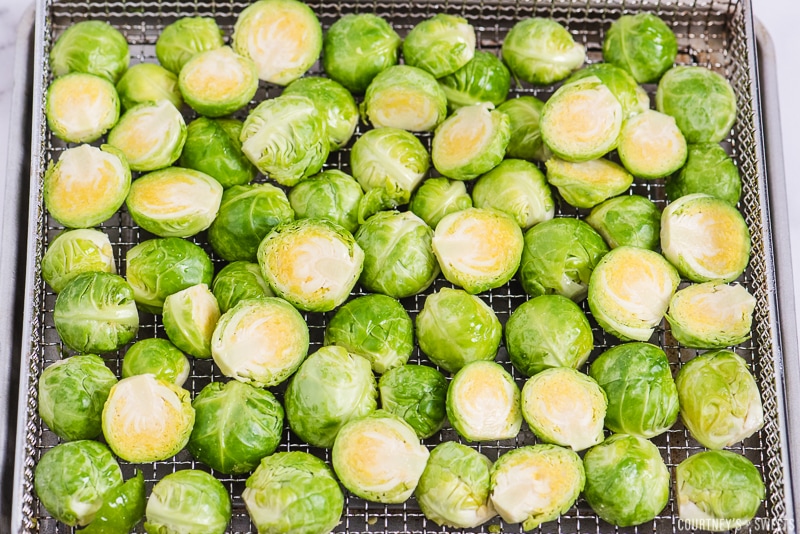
41,228,116,293
438,51,510,111
144,470,231,534
502,17,585,85
602,13,677,83
403,14,476,78
156,17,224,74
289,169,363,234
179,117,256,189
162,283,220,358
283,76,359,150
82,471,146,534
666,143,742,205
497,96,550,162
472,159,554,230
116,63,182,111
50,20,129,83
378,364,447,439
585,194,661,250
211,261,273,313
566,62,649,117
121,338,190,386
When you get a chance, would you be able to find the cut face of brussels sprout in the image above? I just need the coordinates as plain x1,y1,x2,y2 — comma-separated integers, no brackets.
145,470,231,534
586,194,661,250
42,229,116,293
661,193,751,282
618,109,687,178
283,76,359,150
233,0,322,85
332,410,430,503
502,17,585,85
361,65,448,132
243,452,344,534
179,117,257,189
490,445,585,530
409,178,472,229
603,13,677,83
438,51,510,111
107,99,186,172
285,346,378,448
431,103,510,181
81,470,145,534
545,157,633,209
497,96,551,162
676,350,763,449
588,246,680,341
179,46,258,117
126,167,223,238
447,361,522,441
666,282,755,348
666,143,742,206
116,63,182,111
378,364,447,439
403,14,476,78
416,288,502,373
162,283,221,358
472,159,555,229
38,355,117,441
50,20,129,83
188,381,284,474
46,73,120,143
288,169,363,234
211,261,273,313
121,338,190,386
102,374,194,463
156,17,224,74
416,442,496,528
566,63,650,118
211,298,309,387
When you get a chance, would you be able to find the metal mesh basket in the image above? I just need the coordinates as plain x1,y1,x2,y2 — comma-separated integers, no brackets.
12,0,792,532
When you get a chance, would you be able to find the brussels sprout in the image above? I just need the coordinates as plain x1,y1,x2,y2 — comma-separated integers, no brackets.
233,0,322,85
211,261,274,313
126,237,213,314
518,217,609,301
403,14,475,78
288,170,363,233
583,434,670,526
144,470,231,534
211,298,309,387
618,109,688,178
431,103,510,181
666,282,755,348
188,381,284,474
490,445,584,530
283,76,358,150
361,65,448,132
666,143,742,205
566,63,650,118
409,178,472,229
589,342,679,438
496,96,551,162
243,452,344,534
676,450,765,531
438,51,510,111
179,117,257,189
661,193,751,282
540,76,623,162
588,246,680,341
545,157,633,209
42,229,116,293
102,374,195,463
162,283,221,358
156,17,224,74
325,294,413,374
240,94,329,186
676,350,764,449
51,20,129,83
257,218,363,312
34,440,123,527
332,410,429,503
472,159,554,230
502,17,585,85
448,361,522,442
54,272,139,354
417,288,502,373
208,183,294,262
416,442,496,528
322,13,401,94
107,99,186,172
656,65,738,143
603,13,677,83
378,364,447,439
116,62,182,111
285,345,378,448
178,46,259,117
82,471,146,534
586,194,661,250
38,354,117,441
45,73,120,143
121,338,190,386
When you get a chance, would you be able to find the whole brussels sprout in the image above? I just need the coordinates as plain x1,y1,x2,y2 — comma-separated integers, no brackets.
144,470,231,534
617,109,688,178
409,177,472,229
438,51,510,111
162,283,221,358
179,117,257,189
378,364,447,439
566,63,650,118
156,17,224,74
502,17,585,85
403,14,476,78
497,96,551,162
178,46,259,117
361,65,448,132
81,471,146,534
45,73,119,143
107,99,186,172
545,157,633,209
472,159,555,229
666,143,742,205
666,282,755,348
288,170,363,234
116,63,182,111
211,261,273,313
121,338,190,386
50,20,129,83
586,194,661,250
603,13,677,83
283,76,358,150
42,229,116,293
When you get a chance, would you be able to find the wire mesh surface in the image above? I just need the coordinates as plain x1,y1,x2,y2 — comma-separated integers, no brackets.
14,0,790,532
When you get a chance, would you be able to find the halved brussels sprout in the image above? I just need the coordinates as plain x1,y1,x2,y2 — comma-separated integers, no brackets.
588,246,680,341
490,445,584,530
438,51,510,111
661,193,751,282
179,117,257,189
81,471,145,534
107,99,186,172
121,338,190,386
589,342,679,438
188,381,284,474
518,217,609,301
42,229,116,293
288,169,363,234
54,272,139,354
240,94,329,186
409,178,472,229
283,76,358,150
243,452,344,534
51,20,129,83
145,470,231,534
676,350,763,449
325,294,413,374
583,434,670,526
447,361,522,442
496,96,551,162
502,17,585,85
211,298,309,387
603,13,677,83
666,282,755,348
378,364,447,439
403,14,475,78
162,283,221,358
566,63,650,118
233,0,322,85
38,354,118,441
472,159,555,230
102,374,194,463
416,442,496,528
208,183,294,262
156,17,224,74
545,157,633,209
656,65,738,143
285,345,378,448
179,46,258,117
618,109,687,178
586,194,661,250
332,410,429,503
431,103,510,181
211,261,273,313
45,73,120,143
666,143,742,206
116,63,182,111
361,65,448,132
